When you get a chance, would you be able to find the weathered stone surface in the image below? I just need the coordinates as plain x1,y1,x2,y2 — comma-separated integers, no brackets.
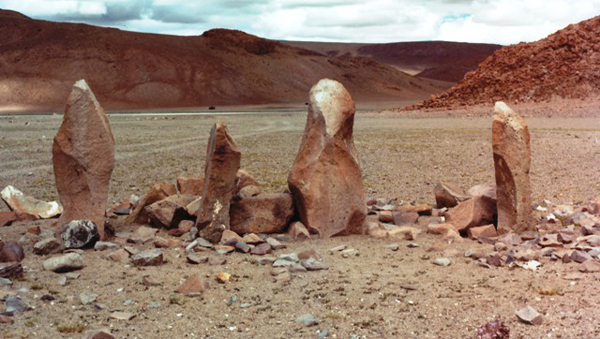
468,224,498,240
176,177,204,195
145,194,197,229
220,229,243,244
435,182,470,208
108,249,129,262
237,185,261,199
126,182,177,224
176,274,209,295
0,262,23,278
43,253,83,272
0,241,24,262
233,169,259,195
241,233,263,244
288,79,366,238
516,305,542,325
0,211,17,227
195,123,241,243
1,185,62,219
59,220,99,249
130,249,163,266
6,296,32,313
128,226,158,244
492,102,533,234
392,211,419,226
445,196,496,231
250,243,272,255
288,221,310,241
468,183,497,201
34,237,63,255
230,193,294,234
52,80,114,240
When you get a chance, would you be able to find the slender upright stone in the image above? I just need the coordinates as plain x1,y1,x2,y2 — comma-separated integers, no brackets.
195,123,241,243
53,80,115,240
288,79,367,238
492,101,533,234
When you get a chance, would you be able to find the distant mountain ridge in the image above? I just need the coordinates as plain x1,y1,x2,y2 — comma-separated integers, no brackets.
0,9,447,112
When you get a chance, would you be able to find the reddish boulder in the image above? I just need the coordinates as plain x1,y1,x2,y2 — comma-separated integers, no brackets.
145,194,197,228
492,102,534,234
392,211,419,226
230,193,294,234
0,241,25,262
468,224,498,240
434,182,469,208
177,177,204,195
52,80,115,240
195,123,241,243
445,196,496,231
126,182,177,225
288,79,367,238
468,183,497,201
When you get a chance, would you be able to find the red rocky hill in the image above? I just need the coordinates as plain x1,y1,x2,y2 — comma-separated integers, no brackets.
410,16,600,109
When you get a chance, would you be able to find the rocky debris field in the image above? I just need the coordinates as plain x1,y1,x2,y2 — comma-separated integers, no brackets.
0,106,599,337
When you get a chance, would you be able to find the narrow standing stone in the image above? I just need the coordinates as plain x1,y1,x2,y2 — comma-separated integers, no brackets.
195,123,241,243
492,102,533,234
288,79,367,238
53,80,115,240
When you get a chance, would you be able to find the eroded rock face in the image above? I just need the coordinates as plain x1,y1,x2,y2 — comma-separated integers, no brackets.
52,80,114,240
230,193,294,234
492,102,533,234
288,79,367,238
195,123,241,243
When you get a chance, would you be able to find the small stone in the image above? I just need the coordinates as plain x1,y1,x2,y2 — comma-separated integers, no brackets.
301,258,328,271
43,253,84,272
407,243,419,248
57,276,67,286
341,248,359,258
0,262,22,278
486,254,502,267
274,271,292,283
59,220,99,249
387,243,400,251
571,250,592,263
278,253,299,262
562,253,572,263
33,237,63,255
108,249,129,263
128,226,158,244
186,253,208,264
295,313,319,327
318,330,330,339
273,259,296,268
256,256,277,265
130,249,163,267
288,221,310,241
176,274,209,295
539,234,562,247
84,329,115,339
94,241,118,251
494,242,508,252
388,226,420,241
241,233,263,244
271,267,288,276
80,292,98,305
217,272,231,284
515,305,542,325
329,245,347,253
0,277,12,286
141,276,161,287
109,311,135,321
468,224,498,240
298,249,322,261
6,296,32,313
476,320,510,339
579,260,600,273
214,245,235,255
250,243,272,255
266,237,286,250
209,257,227,266
0,241,25,262
433,258,451,267
220,230,243,244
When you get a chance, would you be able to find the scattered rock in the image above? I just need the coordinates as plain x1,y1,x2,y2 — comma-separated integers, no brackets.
579,260,600,273
468,224,498,240
445,196,496,231
141,276,161,287
476,319,510,339
434,182,469,208
109,311,135,321
209,257,227,266
217,271,231,283
388,226,420,241
515,305,542,325
130,249,164,266
80,292,98,305
145,194,197,229
59,220,99,249
220,229,243,244
214,245,235,255
94,241,118,251
1,185,62,219
301,258,328,271
295,313,319,327
266,237,285,250
341,248,359,258
288,79,367,238
242,233,263,244
230,193,294,234
128,226,158,244
195,122,241,243
234,241,251,253
43,253,83,272
288,221,310,241
392,211,419,226
186,253,208,264
126,182,177,225
108,249,130,263
33,237,63,255
571,250,592,263
5,296,32,313
433,258,451,266
176,274,209,296
386,243,400,251
0,241,25,262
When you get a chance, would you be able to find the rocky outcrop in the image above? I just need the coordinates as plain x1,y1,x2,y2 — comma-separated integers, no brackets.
52,80,114,240
288,79,367,238
492,102,533,234
195,123,241,243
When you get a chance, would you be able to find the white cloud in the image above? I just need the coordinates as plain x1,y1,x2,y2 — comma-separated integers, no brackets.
0,0,598,44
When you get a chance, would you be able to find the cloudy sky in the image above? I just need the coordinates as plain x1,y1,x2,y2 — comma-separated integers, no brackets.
1,0,598,45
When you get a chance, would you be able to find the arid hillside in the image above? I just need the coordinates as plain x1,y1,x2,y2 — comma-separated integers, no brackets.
411,16,600,109
283,40,501,82
0,9,446,112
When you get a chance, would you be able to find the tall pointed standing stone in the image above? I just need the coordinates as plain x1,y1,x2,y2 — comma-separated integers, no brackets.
492,101,533,234
288,79,367,238
195,123,241,243
53,80,115,240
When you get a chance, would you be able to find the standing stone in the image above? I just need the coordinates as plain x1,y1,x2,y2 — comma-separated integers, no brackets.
53,80,114,240
492,102,533,234
288,79,367,238
195,123,241,243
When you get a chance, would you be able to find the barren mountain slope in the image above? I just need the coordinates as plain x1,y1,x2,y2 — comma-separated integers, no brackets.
0,10,445,112
411,16,600,109
283,40,501,82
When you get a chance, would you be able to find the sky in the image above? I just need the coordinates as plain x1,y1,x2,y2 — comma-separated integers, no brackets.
1,0,599,45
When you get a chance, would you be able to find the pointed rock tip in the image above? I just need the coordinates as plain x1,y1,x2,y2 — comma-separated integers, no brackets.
310,79,354,136
494,101,514,116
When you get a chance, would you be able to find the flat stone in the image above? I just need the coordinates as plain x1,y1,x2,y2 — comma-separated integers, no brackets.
256,256,277,265
220,230,243,244
241,233,263,245
234,241,251,253
176,274,209,296
433,258,451,267
392,211,419,226
468,224,498,240
80,292,98,305
128,226,158,244
516,305,542,325
1,185,62,220
341,248,359,258
266,237,286,250
579,260,600,273
250,243,272,255
84,329,115,339
109,312,135,321
295,313,319,327
186,253,208,264
94,241,118,251
214,245,235,255
6,296,32,313
571,250,592,263
209,257,227,266
130,249,163,266
108,249,129,263
329,245,347,253
387,243,400,251
301,258,328,271
43,253,84,272
141,276,161,286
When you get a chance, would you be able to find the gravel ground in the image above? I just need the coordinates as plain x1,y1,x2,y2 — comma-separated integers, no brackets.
0,105,599,338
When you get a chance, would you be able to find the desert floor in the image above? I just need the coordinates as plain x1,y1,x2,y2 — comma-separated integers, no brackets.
0,106,599,338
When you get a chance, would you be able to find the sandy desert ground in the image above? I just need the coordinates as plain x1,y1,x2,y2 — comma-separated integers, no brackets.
0,104,600,338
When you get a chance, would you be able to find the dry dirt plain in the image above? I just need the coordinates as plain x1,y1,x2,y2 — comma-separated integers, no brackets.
0,106,599,338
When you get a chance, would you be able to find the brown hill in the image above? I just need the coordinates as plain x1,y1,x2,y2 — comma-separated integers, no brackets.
282,40,501,82
410,16,600,110
0,10,446,112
